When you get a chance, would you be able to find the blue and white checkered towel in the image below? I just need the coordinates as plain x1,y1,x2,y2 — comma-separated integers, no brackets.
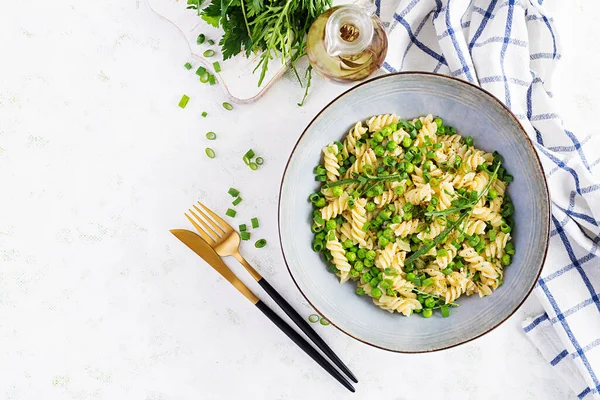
376,0,600,398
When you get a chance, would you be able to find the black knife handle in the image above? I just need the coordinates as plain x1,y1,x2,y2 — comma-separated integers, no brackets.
255,300,355,393
257,278,358,383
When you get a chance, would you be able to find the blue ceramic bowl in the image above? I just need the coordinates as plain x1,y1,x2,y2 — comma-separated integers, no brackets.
278,72,550,352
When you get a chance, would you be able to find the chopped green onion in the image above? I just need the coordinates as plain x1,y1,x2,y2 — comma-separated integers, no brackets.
207,39,215,45
244,149,255,160
178,94,190,109
228,188,240,197
249,162,258,170
196,66,206,76
239,224,247,232
200,71,210,83
208,74,216,85
241,231,251,240
201,111,208,118
225,208,236,218
255,239,267,248
205,147,215,158
206,131,216,140
184,62,192,70
308,314,319,323
213,61,221,73
232,197,242,206
222,102,233,111
196,34,205,44
203,49,215,57
441,305,450,317
319,317,330,326
256,157,264,165
251,218,259,228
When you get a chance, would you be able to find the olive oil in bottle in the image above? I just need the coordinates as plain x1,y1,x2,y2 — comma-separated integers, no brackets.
306,4,388,83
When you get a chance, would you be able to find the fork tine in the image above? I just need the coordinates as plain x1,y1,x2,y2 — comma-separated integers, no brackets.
192,204,227,236
185,212,217,243
195,201,231,234
188,207,222,238
196,201,232,232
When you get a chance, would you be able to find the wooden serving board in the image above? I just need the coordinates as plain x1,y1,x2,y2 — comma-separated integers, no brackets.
147,0,288,103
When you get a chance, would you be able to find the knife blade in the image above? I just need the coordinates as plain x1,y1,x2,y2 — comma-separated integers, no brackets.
170,229,259,304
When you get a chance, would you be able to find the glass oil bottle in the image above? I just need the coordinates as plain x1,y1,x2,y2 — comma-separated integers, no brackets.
306,3,388,83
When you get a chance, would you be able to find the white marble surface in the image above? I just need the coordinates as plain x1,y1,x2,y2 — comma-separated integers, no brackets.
0,1,598,399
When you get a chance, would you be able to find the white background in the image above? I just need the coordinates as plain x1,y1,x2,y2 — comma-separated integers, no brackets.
0,1,598,399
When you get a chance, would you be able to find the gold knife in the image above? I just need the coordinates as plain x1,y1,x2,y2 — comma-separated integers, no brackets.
170,229,259,303
169,229,355,392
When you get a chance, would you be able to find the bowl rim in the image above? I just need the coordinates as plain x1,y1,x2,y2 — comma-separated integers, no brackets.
277,71,550,353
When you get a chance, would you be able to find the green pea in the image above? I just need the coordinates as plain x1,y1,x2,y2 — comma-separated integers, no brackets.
424,297,436,308
405,272,416,282
325,220,336,231
346,252,357,262
402,137,413,148
354,260,364,271
422,308,433,318
383,228,394,241
362,272,372,282
402,212,413,221
363,258,374,267
314,198,326,208
405,162,415,174
370,266,379,276
332,186,343,196
366,201,376,212
371,287,383,299
423,160,433,171
342,239,353,249
366,250,376,260
369,277,379,288
349,269,359,278
501,254,512,266
488,189,498,200
434,117,443,128
381,126,393,137
386,141,398,151
357,249,367,259
464,136,474,147
380,279,393,290
379,237,389,247
375,145,385,157
355,287,365,296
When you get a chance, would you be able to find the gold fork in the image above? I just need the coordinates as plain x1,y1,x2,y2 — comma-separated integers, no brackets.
186,201,358,384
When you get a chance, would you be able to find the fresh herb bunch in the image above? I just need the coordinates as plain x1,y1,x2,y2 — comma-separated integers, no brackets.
198,0,331,100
